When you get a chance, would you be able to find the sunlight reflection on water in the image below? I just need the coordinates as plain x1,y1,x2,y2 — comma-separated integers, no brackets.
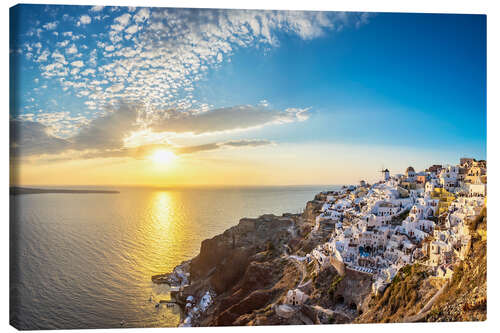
10,185,334,329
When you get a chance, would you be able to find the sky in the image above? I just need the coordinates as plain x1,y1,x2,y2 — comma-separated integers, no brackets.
9,5,486,186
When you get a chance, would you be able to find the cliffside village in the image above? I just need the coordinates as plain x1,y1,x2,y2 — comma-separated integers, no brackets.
284,158,487,307
164,158,486,326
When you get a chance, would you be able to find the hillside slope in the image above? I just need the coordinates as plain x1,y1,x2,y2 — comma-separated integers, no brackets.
356,208,486,323
424,208,486,322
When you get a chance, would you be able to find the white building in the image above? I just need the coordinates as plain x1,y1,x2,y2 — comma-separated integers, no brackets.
428,240,452,267
406,166,416,182
285,289,309,306
463,182,486,196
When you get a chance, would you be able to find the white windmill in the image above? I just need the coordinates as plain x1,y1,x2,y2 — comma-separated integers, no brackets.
380,166,390,181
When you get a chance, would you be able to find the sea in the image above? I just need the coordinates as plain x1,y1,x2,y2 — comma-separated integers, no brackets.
10,185,338,330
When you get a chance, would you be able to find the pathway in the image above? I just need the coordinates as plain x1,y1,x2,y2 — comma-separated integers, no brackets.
287,255,307,287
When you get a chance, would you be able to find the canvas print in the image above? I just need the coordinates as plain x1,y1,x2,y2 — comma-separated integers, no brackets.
9,4,486,330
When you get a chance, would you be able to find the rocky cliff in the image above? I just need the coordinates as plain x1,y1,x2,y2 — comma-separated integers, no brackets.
163,201,486,326
178,214,307,326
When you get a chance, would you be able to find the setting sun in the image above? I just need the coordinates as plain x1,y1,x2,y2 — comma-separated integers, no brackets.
150,149,177,164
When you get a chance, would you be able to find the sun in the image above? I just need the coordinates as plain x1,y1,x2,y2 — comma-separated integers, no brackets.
150,149,177,164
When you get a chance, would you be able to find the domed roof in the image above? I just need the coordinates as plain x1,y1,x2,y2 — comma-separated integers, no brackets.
406,166,415,173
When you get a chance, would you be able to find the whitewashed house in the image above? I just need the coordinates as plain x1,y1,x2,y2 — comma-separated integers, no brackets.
285,289,309,306
405,166,417,182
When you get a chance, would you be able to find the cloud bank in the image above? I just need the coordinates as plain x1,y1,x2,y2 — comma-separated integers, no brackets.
10,103,282,160
10,119,70,157
151,105,309,135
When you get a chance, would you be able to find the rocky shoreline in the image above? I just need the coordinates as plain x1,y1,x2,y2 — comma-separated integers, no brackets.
153,200,372,326
154,185,486,326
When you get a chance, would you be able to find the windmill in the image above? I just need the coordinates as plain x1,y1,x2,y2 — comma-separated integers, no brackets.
380,165,390,181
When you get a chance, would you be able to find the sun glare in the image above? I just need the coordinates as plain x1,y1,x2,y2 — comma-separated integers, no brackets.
150,149,177,164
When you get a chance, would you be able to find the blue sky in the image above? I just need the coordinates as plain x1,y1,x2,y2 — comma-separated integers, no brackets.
9,5,486,185
200,13,486,150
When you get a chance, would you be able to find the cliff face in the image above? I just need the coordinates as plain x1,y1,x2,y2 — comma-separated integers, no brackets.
189,215,295,285
213,257,299,326
181,214,306,326
303,200,323,224
172,201,486,326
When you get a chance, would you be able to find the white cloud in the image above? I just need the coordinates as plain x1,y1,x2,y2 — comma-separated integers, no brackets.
133,8,150,23
89,49,97,66
51,50,67,64
125,25,138,34
90,6,104,12
115,13,131,27
66,44,78,54
37,50,50,62
71,60,85,67
110,24,125,31
106,83,124,93
42,21,58,30
81,68,96,76
56,40,70,47
79,15,92,25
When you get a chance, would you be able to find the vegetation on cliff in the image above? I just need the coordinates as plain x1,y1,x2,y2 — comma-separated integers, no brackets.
424,208,487,322
356,264,440,323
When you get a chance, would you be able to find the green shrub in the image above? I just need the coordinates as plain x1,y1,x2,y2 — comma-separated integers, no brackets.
328,275,344,296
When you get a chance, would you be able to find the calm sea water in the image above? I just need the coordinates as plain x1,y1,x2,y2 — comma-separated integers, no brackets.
10,185,336,330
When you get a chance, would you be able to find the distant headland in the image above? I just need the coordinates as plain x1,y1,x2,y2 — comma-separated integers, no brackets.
10,187,120,195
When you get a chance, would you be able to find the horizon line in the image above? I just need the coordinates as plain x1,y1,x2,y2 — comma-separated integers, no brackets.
10,183,349,189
